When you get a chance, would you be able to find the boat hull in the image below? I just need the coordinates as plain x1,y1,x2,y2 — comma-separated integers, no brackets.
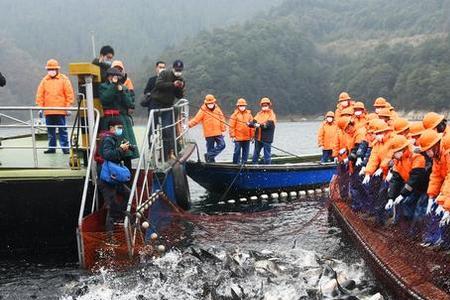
186,160,335,195
331,199,450,300
0,178,91,259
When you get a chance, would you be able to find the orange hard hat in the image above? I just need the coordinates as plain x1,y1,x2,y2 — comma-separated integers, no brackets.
409,122,425,137
422,112,445,130
337,116,352,130
338,92,351,102
418,129,442,152
393,117,409,134
389,134,410,153
367,119,380,133
377,108,392,118
204,94,216,104
236,98,247,106
326,111,335,118
260,97,271,106
45,59,60,70
388,103,395,111
366,113,378,121
373,97,388,108
341,107,354,116
353,101,365,110
111,60,125,70
372,119,391,134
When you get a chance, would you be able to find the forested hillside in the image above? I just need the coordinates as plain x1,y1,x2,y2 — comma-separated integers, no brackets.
166,0,450,115
1,0,449,115
0,0,280,107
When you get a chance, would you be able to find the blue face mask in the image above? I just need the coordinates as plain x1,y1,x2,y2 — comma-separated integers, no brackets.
115,128,123,136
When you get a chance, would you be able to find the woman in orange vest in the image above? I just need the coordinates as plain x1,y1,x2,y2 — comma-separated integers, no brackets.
317,111,338,162
229,98,254,164
189,94,226,163
249,97,276,164
35,59,74,154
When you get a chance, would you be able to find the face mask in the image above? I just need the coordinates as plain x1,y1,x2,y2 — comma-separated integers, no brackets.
375,134,384,142
375,108,382,114
238,106,246,112
173,70,182,77
104,59,112,66
326,117,333,123
157,68,166,75
409,138,416,145
355,110,363,116
394,151,403,160
207,104,215,110
341,101,349,107
262,106,269,111
115,128,123,136
48,70,57,77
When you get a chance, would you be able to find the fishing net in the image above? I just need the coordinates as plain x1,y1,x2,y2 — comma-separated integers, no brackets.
329,171,450,299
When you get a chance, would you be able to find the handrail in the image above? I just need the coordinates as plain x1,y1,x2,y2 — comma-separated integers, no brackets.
123,99,190,257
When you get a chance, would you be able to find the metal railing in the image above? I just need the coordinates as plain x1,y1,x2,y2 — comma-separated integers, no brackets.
0,106,94,168
123,99,190,258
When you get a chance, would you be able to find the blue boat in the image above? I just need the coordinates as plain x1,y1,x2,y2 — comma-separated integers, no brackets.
186,154,336,196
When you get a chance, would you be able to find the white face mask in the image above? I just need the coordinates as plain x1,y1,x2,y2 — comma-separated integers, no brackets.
207,104,215,110
173,70,182,77
238,106,246,112
326,117,333,123
262,106,269,111
375,134,384,142
394,151,403,160
48,70,57,77
375,108,382,114
341,101,349,107
355,110,363,116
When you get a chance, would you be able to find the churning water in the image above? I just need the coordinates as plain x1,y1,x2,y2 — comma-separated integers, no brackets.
0,122,392,300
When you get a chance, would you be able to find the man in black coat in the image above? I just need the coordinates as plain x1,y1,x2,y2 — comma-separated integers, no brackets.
92,45,115,98
0,72,5,87
141,61,166,109
146,60,185,159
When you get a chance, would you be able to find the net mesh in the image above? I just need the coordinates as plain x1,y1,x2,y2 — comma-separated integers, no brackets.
330,170,450,299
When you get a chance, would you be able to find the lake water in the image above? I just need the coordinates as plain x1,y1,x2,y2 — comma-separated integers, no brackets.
0,122,392,300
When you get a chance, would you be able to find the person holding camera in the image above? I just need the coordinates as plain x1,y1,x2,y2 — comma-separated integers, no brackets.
99,68,139,171
148,60,185,159
98,118,131,239
111,60,135,102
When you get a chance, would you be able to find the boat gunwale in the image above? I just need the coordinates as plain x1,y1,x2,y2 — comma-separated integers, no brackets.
186,160,336,171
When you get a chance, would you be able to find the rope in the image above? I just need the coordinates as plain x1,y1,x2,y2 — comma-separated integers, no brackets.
217,162,246,203
188,103,305,159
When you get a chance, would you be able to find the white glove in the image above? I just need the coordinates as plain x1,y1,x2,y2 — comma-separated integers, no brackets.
394,195,404,205
435,205,444,216
426,198,435,215
374,168,383,177
358,166,366,177
254,123,261,128
439,211,450,227
231,137,236,143
339,148,347,155
356,157,363,167
385,171,393,182
385,199,394,210
343,158,349,165
181,123,188,130
362,174,371,185
334,157,339,164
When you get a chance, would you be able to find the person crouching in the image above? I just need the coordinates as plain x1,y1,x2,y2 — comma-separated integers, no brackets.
249,97,277,164
98,118,131,242
189,94,226,163
230,98,254,164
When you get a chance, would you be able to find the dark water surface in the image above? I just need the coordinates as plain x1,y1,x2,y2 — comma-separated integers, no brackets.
0,122,391,299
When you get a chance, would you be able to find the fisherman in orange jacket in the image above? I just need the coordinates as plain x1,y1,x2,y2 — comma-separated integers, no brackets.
35,59,74,154
229,98,254,164
373,97,389,115
384,135,427,228
353,101,367,129
189,94,226,162
249,97,276,164
335,92,354,119
422,112,448,136
417,129,445,247
317,111,338,162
